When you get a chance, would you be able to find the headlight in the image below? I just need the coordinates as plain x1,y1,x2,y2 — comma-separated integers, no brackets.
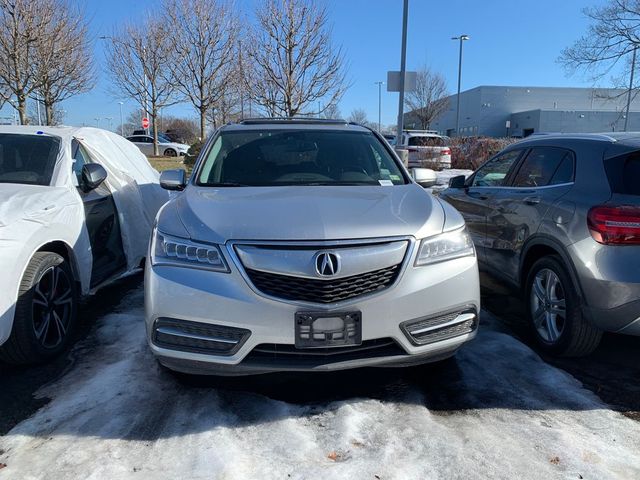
151,230,229,272
415,227,475,266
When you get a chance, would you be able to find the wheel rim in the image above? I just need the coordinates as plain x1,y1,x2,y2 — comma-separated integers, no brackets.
530,268,567,344
32,265,73,349
165,149,176,157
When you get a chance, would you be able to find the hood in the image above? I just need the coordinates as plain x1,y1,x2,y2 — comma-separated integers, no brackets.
0,184,77,228
169,184,445,243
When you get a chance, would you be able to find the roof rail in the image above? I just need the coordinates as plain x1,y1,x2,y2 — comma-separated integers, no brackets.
238,117,348,125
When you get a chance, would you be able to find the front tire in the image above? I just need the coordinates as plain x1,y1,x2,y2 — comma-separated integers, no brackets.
0,252,78,365
163,148,177,157
525,255,601,357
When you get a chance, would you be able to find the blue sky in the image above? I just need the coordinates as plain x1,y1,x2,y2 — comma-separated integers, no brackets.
0,0,610,129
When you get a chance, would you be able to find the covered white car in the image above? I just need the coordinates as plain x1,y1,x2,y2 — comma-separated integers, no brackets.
0,126,168,364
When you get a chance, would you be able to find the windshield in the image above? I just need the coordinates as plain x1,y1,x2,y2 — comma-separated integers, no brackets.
605,151,640,196
197,129,408,186
0,134,60,186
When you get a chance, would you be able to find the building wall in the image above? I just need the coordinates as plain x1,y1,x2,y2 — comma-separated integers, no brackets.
408,86,640,137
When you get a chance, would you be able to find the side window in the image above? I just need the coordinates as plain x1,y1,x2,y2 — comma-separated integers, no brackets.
143,136,153,144
471,150,522,187
512,147,575,187
71,141,92,187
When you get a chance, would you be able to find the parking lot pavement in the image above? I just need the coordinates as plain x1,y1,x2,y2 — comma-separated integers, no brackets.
1,277,639,479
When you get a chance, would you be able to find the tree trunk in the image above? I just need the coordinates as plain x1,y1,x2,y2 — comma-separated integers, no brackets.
200,107,206,141
45,102,54,126
17,94,27,125
152,107,159,156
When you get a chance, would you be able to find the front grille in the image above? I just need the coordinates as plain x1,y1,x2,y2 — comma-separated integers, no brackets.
153,318,250,355
245,264,401,304
246,338,405,365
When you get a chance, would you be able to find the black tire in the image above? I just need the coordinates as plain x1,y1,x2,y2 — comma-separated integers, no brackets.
524,255,602,357
0,252,78,365
163,148,177,157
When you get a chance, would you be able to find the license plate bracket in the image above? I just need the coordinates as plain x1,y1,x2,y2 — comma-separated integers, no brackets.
295,311,362,348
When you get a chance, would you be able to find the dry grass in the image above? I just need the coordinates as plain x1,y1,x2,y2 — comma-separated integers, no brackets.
147,156,186,172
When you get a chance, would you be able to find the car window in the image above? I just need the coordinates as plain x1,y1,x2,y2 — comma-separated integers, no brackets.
471,150,522,187
127,136,140,142
605,151,640,196
197,129,408,186
0,133,60,186
512,147,575,187
72,140,92,186
408,136,448,147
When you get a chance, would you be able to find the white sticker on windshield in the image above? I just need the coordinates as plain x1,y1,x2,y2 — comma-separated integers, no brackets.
379,180,394,186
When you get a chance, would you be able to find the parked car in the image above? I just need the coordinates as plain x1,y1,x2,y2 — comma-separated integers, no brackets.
398,130,452,169
0,126,168,364
126,134,190,157
383,133,397,146
145,118,480,375
440,133,640,356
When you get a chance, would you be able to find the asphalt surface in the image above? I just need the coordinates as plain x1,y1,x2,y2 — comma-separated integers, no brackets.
0,272,639,478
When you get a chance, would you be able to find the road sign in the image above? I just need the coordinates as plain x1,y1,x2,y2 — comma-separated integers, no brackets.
142,117,149,129
387,71,417,92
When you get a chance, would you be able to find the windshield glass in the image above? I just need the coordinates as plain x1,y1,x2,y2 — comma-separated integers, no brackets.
197,129,408,186
605,151,640,196
0,134,60,186
408,136,449,147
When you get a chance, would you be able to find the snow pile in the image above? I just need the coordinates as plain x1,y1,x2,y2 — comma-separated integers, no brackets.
0,286,639,479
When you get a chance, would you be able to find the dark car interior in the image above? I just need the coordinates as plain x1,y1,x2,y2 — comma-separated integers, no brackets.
0,134,60,185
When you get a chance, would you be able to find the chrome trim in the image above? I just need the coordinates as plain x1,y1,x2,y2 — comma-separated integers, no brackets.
408,312,476,335
226,236,416,309
156,326,239,345
468,182,574,190
235,240,408,280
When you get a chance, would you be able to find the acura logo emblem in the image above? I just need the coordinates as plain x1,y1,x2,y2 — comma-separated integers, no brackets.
315,252,339,277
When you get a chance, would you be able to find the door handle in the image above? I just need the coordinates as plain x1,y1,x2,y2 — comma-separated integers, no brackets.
523,196,540,205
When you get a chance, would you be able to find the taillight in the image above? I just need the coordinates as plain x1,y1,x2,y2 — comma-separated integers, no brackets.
588,206,640,245
442,148,451,156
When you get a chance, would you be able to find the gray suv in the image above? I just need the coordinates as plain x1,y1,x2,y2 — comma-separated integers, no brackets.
145,119,480,375
440,133,640,356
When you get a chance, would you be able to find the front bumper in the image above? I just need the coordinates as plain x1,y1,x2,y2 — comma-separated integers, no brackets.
145,244,480,375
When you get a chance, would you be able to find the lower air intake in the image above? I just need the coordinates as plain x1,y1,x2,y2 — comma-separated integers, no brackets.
152,318,250,355
401,307,478,346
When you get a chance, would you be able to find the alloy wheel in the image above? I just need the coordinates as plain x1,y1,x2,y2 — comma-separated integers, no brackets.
530,268,567,343
31,265,73,349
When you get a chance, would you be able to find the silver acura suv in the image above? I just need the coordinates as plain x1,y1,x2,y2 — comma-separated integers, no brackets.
145,119,480,375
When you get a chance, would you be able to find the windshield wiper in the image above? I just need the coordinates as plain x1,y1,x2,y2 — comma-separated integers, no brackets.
205,182,251,187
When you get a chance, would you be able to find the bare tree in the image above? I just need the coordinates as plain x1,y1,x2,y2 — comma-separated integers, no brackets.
32,2,94,125
105,18,178,155
320,102,342,119
560,1,640,79
347,108,370,126
404,67,449,130
0,0,57,124
164,0,237,140
246,0,348,117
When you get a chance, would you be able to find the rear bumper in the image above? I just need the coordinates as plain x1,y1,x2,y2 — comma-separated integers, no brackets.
583,299,640,335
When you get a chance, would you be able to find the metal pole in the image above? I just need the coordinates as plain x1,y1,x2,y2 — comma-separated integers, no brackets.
375,81,383,132
36,94,41,126
396,0,409,146
625,46,637,132
455,38,463,137
119,102,124,136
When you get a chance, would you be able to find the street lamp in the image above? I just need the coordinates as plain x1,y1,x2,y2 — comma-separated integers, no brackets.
452,34,470,137
374,81,384,132
94,117,100,127
105,117,113,130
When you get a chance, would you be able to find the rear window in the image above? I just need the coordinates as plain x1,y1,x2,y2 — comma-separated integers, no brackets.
0,133,60,186
197,129,408,187
605,152,640,196
408,136,449,147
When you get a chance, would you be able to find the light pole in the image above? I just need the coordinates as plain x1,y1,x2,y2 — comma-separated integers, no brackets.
94,117,101,127
452,34,470,137
105,117,113,130
395,0,409,146
118,101,124,136
375,81,384,132
625,46,637,132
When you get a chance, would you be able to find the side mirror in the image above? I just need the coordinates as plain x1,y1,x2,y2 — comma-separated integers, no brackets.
81,163,108,192
160,169,187,191
448,175,467,189
411,167,437,188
